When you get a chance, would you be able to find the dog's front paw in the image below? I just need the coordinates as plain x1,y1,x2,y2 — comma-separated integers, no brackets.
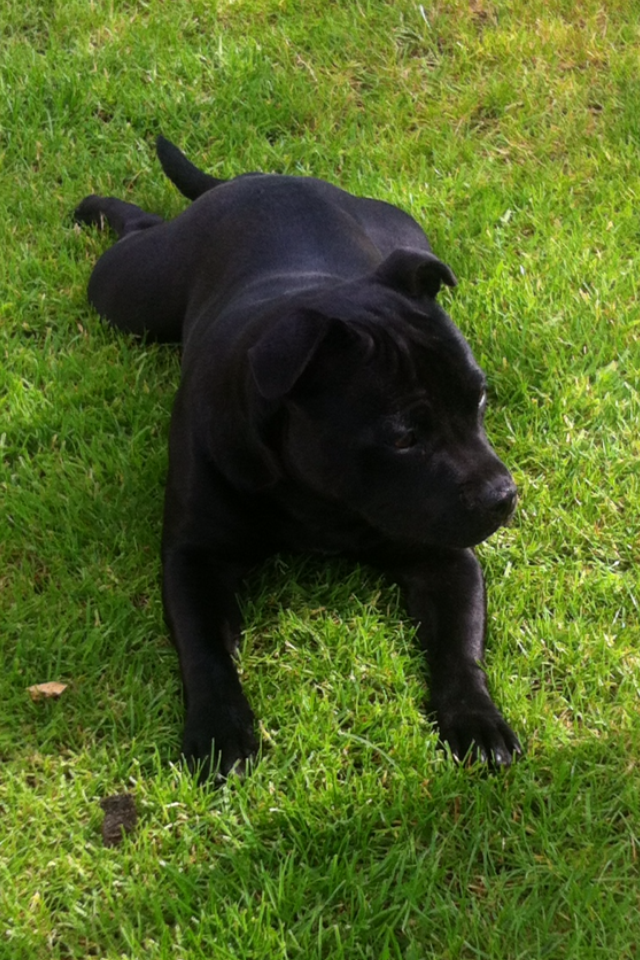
434,697,522,769
182,693,258,782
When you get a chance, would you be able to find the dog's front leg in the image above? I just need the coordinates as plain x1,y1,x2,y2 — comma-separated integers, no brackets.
162,546,258,779
392,548,521,767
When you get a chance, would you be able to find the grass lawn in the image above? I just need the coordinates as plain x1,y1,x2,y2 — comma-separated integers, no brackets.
1,0,639,957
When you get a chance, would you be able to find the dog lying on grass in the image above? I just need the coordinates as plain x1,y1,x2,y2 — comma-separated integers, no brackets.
75,136,521,777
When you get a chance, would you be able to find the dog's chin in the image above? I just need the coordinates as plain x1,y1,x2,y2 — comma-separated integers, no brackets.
439,516,513,550
377,513,512,552
432,495,518,549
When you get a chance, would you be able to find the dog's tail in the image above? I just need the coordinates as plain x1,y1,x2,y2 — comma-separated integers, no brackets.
156,135,226,201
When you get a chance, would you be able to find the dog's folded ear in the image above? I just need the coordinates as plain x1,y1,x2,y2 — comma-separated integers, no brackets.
375,248,457,299
249,310,335,400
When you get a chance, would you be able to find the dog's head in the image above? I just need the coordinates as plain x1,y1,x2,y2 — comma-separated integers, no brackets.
248,249,517,549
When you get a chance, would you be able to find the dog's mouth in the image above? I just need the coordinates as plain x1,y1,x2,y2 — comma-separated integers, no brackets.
379,487,518,550
469,512,516,546
361,501,517,552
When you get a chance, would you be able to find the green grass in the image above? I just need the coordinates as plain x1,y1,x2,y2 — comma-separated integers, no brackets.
1,0,639,957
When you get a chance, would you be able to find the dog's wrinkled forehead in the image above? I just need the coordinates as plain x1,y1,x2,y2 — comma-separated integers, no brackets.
351,308,485,402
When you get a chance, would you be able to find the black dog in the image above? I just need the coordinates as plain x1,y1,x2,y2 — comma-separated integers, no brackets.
75,137,521,777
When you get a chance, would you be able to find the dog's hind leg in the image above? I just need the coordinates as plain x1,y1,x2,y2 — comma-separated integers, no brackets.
75,195,185,342
75,194,164,239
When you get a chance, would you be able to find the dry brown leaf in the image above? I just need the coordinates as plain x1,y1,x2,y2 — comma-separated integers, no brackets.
28,681,68,701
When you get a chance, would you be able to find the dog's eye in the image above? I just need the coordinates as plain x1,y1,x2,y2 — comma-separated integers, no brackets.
394,431,417,450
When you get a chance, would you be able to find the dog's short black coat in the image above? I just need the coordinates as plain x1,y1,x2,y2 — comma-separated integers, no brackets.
75,137,521,777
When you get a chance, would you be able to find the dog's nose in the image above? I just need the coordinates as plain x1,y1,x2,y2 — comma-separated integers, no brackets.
482,476,518,520
463,475,517,521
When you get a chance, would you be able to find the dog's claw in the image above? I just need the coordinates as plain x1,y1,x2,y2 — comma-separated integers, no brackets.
491,747,508,767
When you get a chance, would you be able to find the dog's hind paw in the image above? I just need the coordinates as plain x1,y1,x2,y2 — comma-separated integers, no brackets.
74,195,108,229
